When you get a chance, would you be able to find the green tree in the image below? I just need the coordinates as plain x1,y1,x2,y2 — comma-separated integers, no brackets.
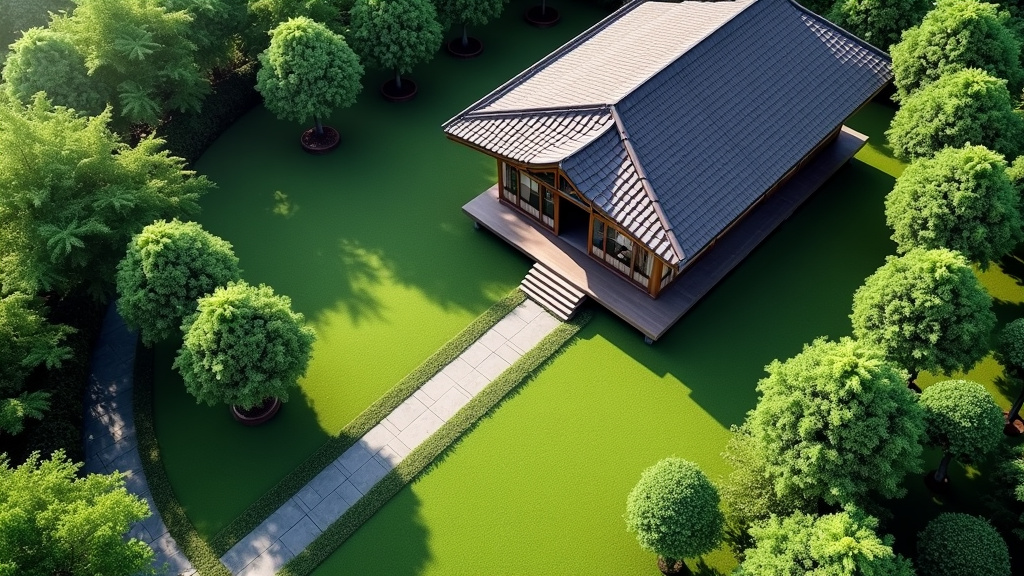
0,0,72,52
735,510,915,576
884,145,1022,267
890,0,1023,101
116,219,241,346
625,458,723,574
829,0,930,52
850,248,995,381
2,27,105,116
0,451,154,576
919,380,1004,483
164,0,248,71
0,292,72,435
174,281,316,410
0,95,210,297
727,338,925,517
349,0,442,90
48,0,207,126
996,318,1024,427
243,0,348,56
917,513,1010,576
886,68,1024,161
435,0,506,49
256,16,363,136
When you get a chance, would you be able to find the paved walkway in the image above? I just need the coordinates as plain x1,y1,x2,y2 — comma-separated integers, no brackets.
84,303,195,576
221,299,562,576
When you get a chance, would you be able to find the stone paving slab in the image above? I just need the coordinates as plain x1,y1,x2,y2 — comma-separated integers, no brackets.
84,303,196,576
221,299,561,575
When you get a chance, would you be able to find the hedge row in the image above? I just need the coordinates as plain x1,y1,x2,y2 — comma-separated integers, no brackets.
281,309,592,576
133,343,233,576
208,288,526,555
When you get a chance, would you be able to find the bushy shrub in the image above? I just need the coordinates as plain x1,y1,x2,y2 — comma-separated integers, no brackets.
884,145,1022,268
349,0,442,87
625,458,723,567
886,68,1024,161
919,380,1004,466
829,0,930,52
917,513,1011,576
117,219,240,346
2,27,105,116
174,281,316,409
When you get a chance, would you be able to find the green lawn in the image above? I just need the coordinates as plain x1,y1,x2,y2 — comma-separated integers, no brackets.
152,0,611,539
307,103,1024,575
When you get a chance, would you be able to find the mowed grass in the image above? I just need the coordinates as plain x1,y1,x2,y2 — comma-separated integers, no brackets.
308,102,996,575
151,0,612,539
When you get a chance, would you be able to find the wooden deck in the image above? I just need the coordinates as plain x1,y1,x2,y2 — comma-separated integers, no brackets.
463,126,869,341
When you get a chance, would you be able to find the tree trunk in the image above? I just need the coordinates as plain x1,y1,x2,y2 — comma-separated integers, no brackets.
541,0,547,14
461,24,468,47
394,69,403,90
314,116,323,136
907,369,921,393
1009,384,1024,423
933,452,953,483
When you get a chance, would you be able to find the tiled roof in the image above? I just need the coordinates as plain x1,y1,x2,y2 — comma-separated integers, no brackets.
443,0,892,266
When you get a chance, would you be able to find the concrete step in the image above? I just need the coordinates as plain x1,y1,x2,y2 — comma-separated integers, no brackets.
519,263,586,321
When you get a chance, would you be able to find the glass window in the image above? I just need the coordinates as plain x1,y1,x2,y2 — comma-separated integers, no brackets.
542,189,554,227
519,174,540,218
531,171,555,186
604,230,634,275
591,218,606,257
502,163,518,203
559,175,587,206
632,248,653,284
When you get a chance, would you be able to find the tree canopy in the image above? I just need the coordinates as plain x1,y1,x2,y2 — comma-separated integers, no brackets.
829,0,930,52
886,68,1024,161
0,451,154,576
174,281,316,409
884,145,1022,268
256,16,363,131
625,458,723,566
0,95,210,297
997,318,1024,375
850,248,995,377
2,27,105,116
890,0,1023,101
349,0,442,85
735,510,915,576
47,0,208,126
164,0,247,71
435,0,505,28
919,379,1004,464
116,219,241,346
0,0,71,51
736,337,925,511
917,513,1011,576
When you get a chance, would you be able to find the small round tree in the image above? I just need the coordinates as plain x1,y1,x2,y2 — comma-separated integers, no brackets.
116,219,241,346
436,0,506,56
885,68,1024,161
828,0,930,53
996,318,1024,434
625,458,723,575
884,145,1023,268
735,510,915,576
919,380,1004,485
174,282,316,418
850,248,995,385
890,0,1024,102
349,0,442,100
2,27,106,116
740,337,926,511
917,513,1011,576
256,16,364,152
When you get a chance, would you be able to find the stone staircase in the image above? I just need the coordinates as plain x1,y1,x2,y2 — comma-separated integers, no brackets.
520,262,587,321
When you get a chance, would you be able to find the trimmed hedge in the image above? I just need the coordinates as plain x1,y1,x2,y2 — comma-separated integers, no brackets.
157,62,262,166
280,308,592,576
208,288,525,554
134,343,233,576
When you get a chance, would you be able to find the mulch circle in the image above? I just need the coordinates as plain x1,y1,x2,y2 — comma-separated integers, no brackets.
525,5,560,27
1004,411,1024,436
380,77,418,102
447,36,483,58
231,397,282,426
657,557,687,575
923,470,951,493
300,125,340,154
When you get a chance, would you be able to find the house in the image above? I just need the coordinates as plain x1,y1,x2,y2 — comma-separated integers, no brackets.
442,0,892,341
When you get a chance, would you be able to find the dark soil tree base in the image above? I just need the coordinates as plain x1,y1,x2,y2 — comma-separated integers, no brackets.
447,36,483,58
380,77,418,102
300,125,340,154
658,557,689,575
1005,411,1024,436
923,470,951,493
231,397,282,426
525,5,560,27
